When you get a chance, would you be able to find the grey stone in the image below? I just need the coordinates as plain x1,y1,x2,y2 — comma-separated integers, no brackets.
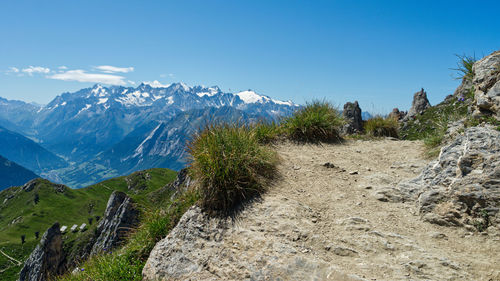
397,126,500,228
90,191,139,255
472,50,500,117
407,88,431,118
342,101,363,134
19,223,64,281
333,247,358,257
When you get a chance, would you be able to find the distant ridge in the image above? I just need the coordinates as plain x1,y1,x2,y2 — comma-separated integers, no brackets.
0,155,38,191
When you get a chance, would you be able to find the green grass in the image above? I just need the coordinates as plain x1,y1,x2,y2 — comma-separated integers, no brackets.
364,116,399,138
251,121,283,144
188,123,278,214
400,93,471,157
451,54,477,82
282,101,344,143
57,190,199,281
0,168,177,281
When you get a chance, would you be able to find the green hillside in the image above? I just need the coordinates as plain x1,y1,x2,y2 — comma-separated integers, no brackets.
0,168,177,280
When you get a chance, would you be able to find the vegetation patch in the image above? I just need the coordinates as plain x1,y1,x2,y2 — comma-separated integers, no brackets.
364,116,399,138
251,121,283,144
58,190,199,281
188,123,278,214
282,101,344,143
451,54,476,82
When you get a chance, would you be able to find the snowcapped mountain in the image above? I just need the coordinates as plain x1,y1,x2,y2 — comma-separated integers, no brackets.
32,83,297,159
0,83,298,187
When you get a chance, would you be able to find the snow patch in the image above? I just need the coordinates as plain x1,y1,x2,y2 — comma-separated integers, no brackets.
97,98,108,104
77,104,92,115
271,99,294,106
133,123,162,157
144,80,171,88
236,90,269,104
166,96,174,105
196,87,220,97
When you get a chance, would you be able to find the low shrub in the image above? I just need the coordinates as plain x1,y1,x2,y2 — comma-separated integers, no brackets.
364,116,399,138
188,123,278,214
283,101,343,143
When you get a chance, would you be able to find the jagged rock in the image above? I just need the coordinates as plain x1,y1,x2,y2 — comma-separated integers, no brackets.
342,101,363,134
90,191,139,255
19,223,64,281
388,108,406,121
21,179,38,192
167,168,191,199
406,88,431,118
397,126,500,228
472,50,500,117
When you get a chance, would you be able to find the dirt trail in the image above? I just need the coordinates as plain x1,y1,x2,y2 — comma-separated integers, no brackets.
145,139,500,280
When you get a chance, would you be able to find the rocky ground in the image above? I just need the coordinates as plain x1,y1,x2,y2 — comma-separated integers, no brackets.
143,139,500,281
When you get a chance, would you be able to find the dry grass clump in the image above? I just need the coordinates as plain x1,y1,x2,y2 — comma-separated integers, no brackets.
364,116,399,138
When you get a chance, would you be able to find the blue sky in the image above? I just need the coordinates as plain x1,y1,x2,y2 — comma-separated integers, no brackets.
1,0,499,113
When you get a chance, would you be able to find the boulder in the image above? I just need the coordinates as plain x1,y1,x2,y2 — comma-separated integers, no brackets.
397,125,500,228
342,101,363,134
472,50,500,117
19,223,64,281
388,108,406,121
407,88,431,118
142,206,228,280
90,191,139,255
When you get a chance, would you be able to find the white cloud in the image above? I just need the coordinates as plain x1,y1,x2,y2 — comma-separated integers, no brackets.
8,67,20,73
160,73,175,78
58,66,68,70
48,69,127,85
22,66,51,75
128,80,136,85
94,65,134,73
143,80,170,88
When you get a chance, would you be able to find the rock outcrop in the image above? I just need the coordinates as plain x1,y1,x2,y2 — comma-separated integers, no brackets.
472,50,500,117
406,88,431,118
90,191,139,255
19,223,64,281
395,125,500,228
388,108,406,121
167,168,192,199
341,101,363,134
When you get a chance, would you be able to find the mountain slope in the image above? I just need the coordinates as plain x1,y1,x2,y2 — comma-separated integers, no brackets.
96,106,259,175
0,155,38,191
0,126,67,174
0,168,177,280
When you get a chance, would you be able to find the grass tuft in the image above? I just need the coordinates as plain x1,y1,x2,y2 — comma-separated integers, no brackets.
188,123,278,215
452,54,476,82
282,101,343,143
364,116,399,138
251,121,283,144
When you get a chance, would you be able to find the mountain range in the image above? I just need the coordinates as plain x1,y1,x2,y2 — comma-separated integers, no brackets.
0,83,298,187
